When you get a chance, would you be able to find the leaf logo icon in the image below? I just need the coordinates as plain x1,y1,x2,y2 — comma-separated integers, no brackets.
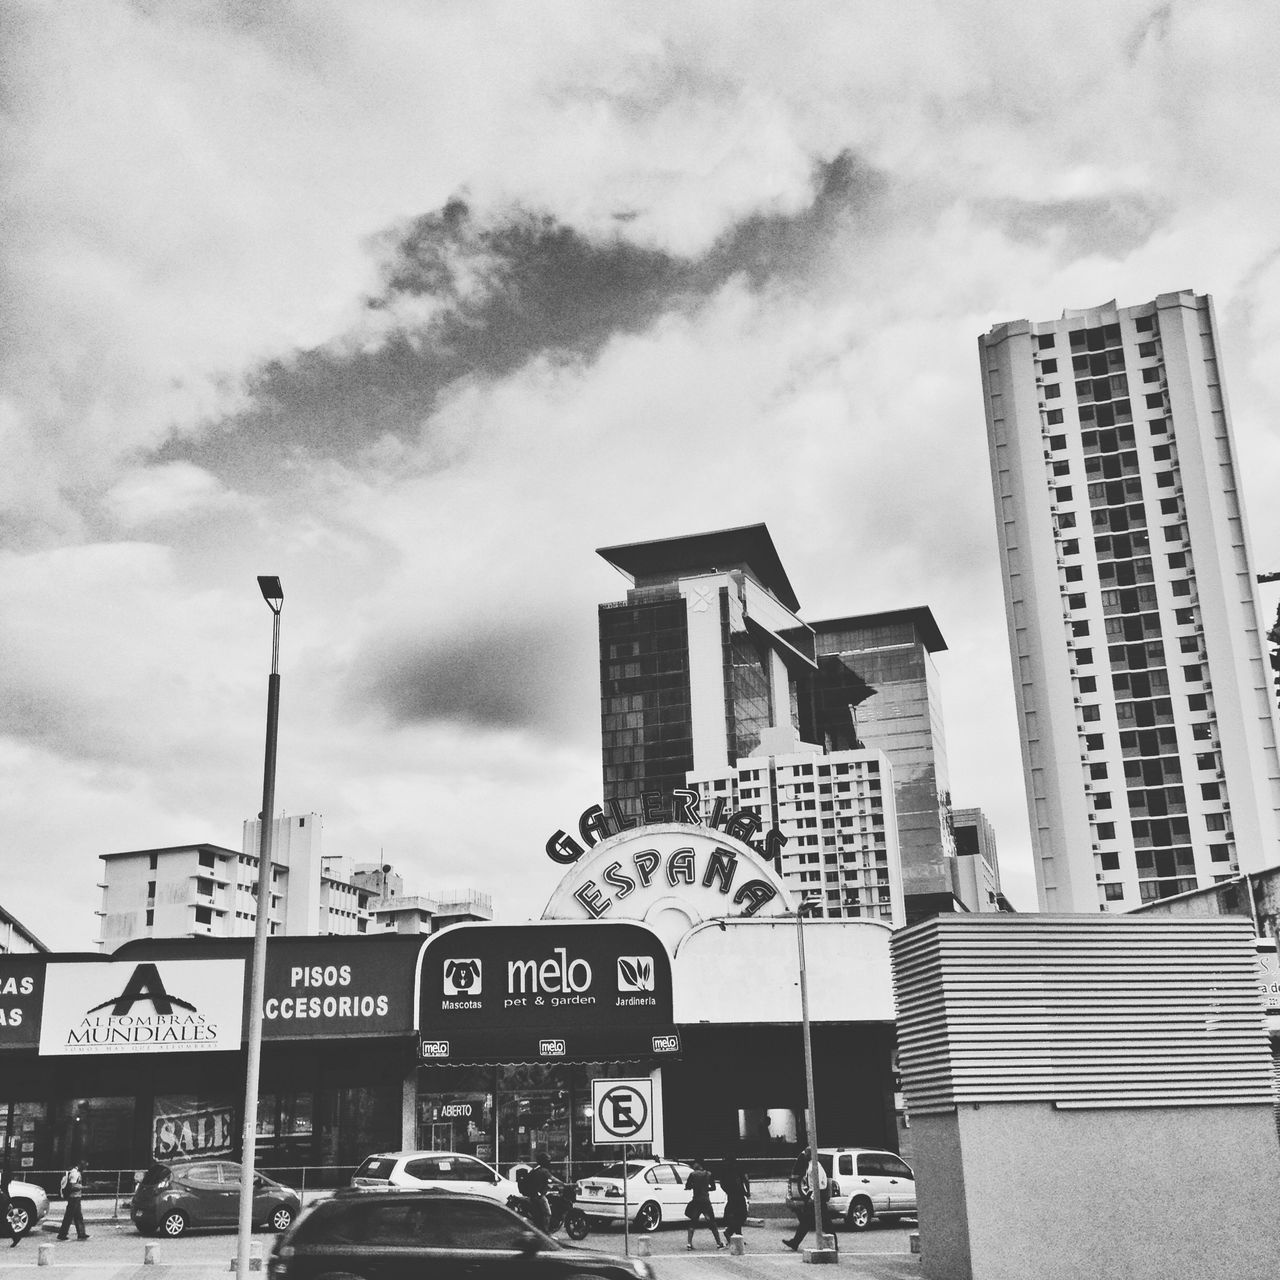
617,957,655,992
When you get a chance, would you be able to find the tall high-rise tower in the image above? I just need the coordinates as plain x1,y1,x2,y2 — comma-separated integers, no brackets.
979,290,1280,913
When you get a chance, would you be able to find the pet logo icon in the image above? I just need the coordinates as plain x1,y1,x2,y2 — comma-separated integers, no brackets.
443,959,482,995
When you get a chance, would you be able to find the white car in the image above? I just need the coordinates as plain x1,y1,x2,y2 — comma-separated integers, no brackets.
577,1159,727,1233
351,1151,520,1204
788,1147,916,1231
5,1179,49,1237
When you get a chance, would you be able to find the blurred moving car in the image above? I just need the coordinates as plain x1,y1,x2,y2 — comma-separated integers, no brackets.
576,1158,727,1233
268,1188,653,1280
130,1158,300,1238
787,1147,916,1231
4,1179,49,1237
351,1151,519,1203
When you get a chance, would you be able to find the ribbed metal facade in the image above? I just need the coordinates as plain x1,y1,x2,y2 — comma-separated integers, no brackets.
891,915,1276,1113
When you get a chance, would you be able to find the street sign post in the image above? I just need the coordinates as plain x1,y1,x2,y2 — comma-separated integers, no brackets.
591,1078,654,1256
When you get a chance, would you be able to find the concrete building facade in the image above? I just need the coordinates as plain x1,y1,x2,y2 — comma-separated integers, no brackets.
979,290,1280,913
0,903,46,954
951,807,1007,913
690,746,904,925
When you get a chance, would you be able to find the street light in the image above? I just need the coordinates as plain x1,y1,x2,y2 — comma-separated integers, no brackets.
236,576,283,1280
795,892,836,1260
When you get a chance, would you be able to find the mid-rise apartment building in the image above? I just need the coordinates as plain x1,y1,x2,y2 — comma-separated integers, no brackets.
979,290,1280,912
689,747,904,925
96,818,493,949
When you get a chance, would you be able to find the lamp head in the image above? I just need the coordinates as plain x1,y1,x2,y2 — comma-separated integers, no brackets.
257,576,284,614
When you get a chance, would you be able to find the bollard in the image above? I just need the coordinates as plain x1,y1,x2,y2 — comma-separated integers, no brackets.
801,1234,839,1265
910,1232,921,1254
729,1234,747,1255
144,1243,160,1265
633,1237,651,1256
229,1245,264,1272
37,1243,54,1267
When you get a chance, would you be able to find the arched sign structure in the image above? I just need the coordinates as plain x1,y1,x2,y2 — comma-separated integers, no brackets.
542,824,796,951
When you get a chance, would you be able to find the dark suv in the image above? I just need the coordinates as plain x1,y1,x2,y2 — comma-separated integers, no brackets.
269,1189,654,1280
131,1158,300,1238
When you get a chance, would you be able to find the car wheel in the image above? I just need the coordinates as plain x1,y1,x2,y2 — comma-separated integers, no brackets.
845,1198,873,1232
634,1201,662,1233
7,1201,34,1236
160,1210,189,1238
266,1205,294,1233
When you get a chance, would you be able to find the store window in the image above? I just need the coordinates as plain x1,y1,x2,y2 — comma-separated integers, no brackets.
53,1096,135,1171
736,1107,800,1152
153,1095,237,1160
0,1102,48,1176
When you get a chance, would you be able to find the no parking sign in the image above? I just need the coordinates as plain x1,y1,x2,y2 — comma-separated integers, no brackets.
591,1078,654,1145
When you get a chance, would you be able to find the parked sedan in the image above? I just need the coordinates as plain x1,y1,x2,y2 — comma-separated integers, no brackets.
268,1189,653,1280
131,1158,300,1238
577,1159,727,1233
4,1179,49,1237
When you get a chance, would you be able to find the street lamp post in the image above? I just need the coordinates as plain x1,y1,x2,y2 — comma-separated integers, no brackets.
236,576,284,1280
796,893,836,1261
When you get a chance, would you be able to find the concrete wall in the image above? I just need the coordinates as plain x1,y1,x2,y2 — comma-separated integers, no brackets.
914,1102,1280,1280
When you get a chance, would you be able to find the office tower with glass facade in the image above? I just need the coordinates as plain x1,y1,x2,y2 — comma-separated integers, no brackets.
979,290,1280,913
598,524,818,809
598,524,913,920
810,610,959,921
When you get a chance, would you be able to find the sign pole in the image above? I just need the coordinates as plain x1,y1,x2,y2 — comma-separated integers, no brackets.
622,1141,629,1257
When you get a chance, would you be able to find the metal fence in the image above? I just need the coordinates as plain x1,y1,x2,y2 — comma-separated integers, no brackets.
14,1167,361,1223
16,1156,798,1222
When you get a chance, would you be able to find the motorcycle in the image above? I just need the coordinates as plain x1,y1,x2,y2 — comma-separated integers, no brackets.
508,1179,590,1241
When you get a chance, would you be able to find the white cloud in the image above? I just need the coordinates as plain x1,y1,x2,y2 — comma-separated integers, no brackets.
6,1,1280,948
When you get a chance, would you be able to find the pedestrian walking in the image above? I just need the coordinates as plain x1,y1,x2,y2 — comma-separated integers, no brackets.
683,1157,725,1250
56,1161,89,1241
719,1155,751,1241
1,1173,24,1248
781,1148,834,1253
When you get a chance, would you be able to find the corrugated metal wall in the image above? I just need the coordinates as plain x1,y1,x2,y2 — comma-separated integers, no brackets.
891,915,1276,1114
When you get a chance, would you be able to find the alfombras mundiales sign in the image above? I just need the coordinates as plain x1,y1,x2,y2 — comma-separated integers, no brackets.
39,959,245,1056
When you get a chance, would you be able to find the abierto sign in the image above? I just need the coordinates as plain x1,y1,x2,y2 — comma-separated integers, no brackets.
39,959,245,1056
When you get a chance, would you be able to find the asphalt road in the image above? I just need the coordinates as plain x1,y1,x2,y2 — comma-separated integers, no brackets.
0,1217,921,1279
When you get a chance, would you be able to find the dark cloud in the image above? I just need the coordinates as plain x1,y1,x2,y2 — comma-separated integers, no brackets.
349,616,596,739
979,193,1166,260
161,151,885,485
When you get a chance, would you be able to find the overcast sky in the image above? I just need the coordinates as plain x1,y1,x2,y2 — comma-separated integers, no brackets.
4,1,1280,952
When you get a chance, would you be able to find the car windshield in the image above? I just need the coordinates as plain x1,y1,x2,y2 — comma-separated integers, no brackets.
599,1163,648,1180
